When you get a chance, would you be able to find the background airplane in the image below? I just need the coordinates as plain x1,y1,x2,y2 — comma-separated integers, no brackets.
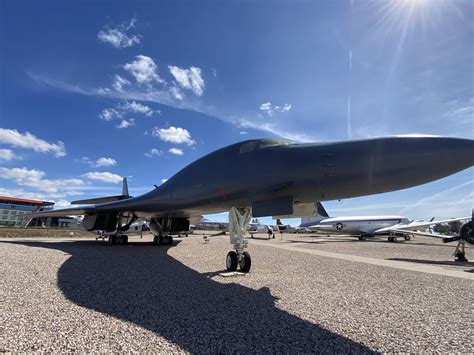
301,203,468,242
26,136,474,272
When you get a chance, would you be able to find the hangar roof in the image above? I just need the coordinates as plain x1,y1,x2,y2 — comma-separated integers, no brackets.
0,196,55,206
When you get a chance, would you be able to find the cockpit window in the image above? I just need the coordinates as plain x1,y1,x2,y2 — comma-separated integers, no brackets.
258,139,290,149
239,141,259,154
239,139,290,154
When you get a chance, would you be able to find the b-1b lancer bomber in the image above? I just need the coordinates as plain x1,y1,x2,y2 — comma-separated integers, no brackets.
28,135,473,272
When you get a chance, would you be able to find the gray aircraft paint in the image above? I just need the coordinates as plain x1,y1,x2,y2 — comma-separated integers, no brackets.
32,136,474,223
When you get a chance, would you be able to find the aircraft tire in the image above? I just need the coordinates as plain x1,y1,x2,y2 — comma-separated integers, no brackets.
404,235,411,241
239,251,252,273
226,251,238,271
108,235,117,246
121,235,128,245
167,236,173,245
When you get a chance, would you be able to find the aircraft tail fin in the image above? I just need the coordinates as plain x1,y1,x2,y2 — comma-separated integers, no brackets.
122,177,129,197
300,202,330,227
71,177,132,205
276,219,283,226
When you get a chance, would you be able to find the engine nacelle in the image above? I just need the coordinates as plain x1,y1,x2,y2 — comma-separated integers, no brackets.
82,214,118,232
149,217,190,234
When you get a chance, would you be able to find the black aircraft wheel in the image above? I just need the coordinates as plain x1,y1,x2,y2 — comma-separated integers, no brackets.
167,236,173,245
455,251,468,263
158,235,164,245
226,251,238,271
239,251,252,273
404,235,411,241
121,235,128,245
108,235,117,245
152,236,158,245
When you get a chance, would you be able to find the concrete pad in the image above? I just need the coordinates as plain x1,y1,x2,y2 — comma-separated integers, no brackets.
250,239,474,280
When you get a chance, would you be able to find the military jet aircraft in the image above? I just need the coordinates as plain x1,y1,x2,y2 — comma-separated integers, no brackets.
300,204,467,242
27,135,473,272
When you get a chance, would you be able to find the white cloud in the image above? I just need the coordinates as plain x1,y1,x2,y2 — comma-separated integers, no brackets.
95,157,117,167
168,65,205,96
281,103,292,112
55,199,71,207
83,171,123,184
30,74,316,143
169,85,184,100
260,102,272,111
81,157,116,167
120,101,154,116
259,102,292,117
116,119,135,129
98,17,141,49
161,178,168,184
0,149,15,161
169,147,183,155
112,75,131,92
0,128,66,157
0,167,85,194
152,126,195,145
144,148,163,158
239,131,248,135
100,101,155,124
124,55,163,84
99,108,121,121
259,102,273,117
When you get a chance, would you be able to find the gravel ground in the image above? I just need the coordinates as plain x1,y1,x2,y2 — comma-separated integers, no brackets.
1,233,472,353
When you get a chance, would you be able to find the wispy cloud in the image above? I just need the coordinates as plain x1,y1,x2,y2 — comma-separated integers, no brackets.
144,148,163,158
169,65,205,97
99,100,156,128
0,149,16,161
98,17,141,49
29,69,318,142
259,102,292,117
0,166,85,194
83,171,123,184
0,128,66,157
398,180,474,217
81,157,117,167
116,119,135,129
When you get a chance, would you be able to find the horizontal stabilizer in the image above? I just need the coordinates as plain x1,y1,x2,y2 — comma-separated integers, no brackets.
71,195,130,205
72,177,131,205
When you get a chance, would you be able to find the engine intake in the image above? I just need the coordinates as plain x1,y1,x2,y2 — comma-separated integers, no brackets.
82,214,118,231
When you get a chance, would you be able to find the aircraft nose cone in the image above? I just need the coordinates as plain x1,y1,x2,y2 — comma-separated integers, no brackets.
388,136,474,185
424,136,473,172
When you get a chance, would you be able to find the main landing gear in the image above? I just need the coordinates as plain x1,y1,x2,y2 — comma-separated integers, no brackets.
108,234,128,245
152,234,174,246
226,207,252,273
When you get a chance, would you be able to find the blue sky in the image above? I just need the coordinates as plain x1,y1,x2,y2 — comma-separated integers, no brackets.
0,0,472,224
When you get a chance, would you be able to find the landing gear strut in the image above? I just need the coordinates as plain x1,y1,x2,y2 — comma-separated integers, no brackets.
454,241,468,262
227,207,252,273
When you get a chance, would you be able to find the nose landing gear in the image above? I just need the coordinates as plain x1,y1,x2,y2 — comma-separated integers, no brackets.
226,207,252,273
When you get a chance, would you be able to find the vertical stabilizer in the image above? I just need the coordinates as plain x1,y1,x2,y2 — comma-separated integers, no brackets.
300,202,330,226
122,177,129,197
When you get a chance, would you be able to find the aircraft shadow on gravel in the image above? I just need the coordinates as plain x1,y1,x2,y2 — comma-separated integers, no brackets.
1,239,375,354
